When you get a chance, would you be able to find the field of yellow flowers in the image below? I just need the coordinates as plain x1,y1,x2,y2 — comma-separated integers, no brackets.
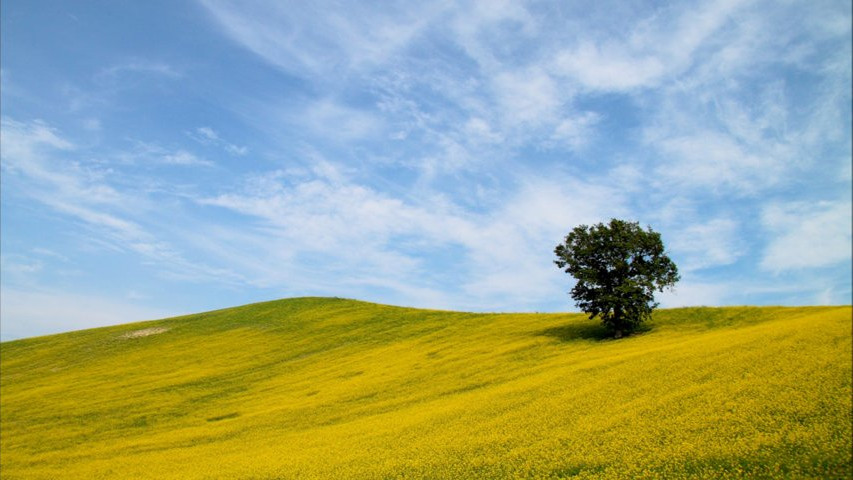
1,298,850,479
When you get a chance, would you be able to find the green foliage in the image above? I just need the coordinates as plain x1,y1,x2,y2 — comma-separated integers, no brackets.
555,219,680,337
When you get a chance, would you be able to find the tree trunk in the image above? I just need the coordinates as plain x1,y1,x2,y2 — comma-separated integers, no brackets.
613,306,623,338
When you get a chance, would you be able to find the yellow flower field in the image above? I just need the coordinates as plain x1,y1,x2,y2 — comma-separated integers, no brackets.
1,298,850,479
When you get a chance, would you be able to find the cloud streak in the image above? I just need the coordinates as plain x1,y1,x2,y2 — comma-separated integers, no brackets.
761,199,852,272
1,118,244,287
196,160,628,310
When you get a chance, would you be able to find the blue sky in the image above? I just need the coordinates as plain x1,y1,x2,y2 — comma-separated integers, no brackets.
1,0,850,340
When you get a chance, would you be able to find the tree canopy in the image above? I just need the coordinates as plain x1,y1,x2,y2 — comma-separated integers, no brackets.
554,219,679,337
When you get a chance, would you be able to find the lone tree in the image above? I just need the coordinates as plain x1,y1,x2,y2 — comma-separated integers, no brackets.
554,219,679,338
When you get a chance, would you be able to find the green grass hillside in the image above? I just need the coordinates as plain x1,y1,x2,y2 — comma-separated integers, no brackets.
1,298,850,479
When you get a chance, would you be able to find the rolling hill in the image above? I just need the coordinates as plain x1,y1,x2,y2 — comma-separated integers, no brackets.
1,298,850,479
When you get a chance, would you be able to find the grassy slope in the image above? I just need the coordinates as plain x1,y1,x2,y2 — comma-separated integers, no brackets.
0,298,850,479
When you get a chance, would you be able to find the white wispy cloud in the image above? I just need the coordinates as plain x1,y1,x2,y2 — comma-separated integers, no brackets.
97,61,182,80
652,130,779,192
1,118,74,153
550,111,601,151
462,117,503,145
30,248,70,262
195,159,627,310
1,118,241,285
447,0,536,71
122,141,215,167
550,0,748,91
198,0,438,77
188,127,248,155
0,254,44,276
194,126,219,141
1,118,124,205
491,67,561,126
668,217,745,272
304,99,385,141
760,198,852,272
162,150,214,167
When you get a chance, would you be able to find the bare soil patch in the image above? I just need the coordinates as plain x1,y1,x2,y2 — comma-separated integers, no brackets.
120,327,169,339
